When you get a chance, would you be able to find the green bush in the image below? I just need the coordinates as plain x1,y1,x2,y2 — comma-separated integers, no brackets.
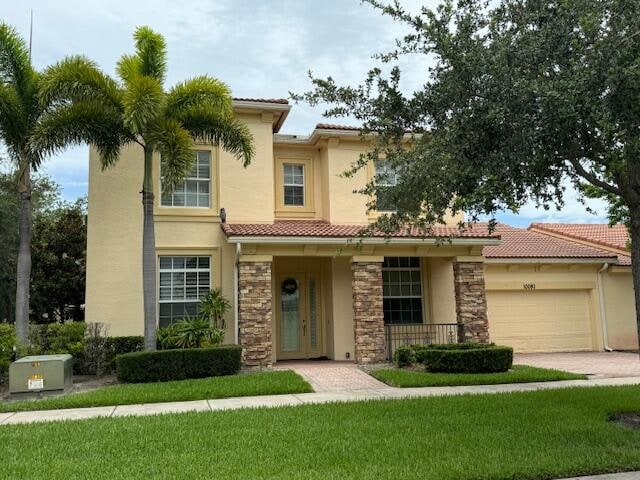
417,343,513,373
104,336,144,372
393,345,416,368
25,323,87,373
116,345,242,383
106,336,144,356
156,317,224,350
0,324,16,383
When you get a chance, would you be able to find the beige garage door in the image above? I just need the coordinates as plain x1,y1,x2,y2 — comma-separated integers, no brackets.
486,289,594,352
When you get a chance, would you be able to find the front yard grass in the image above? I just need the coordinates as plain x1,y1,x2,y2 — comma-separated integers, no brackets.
371,364,586,387
0,370,312,412
1,385,640,479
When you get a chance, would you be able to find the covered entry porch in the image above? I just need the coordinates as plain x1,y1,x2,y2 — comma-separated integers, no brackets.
223,221,499,366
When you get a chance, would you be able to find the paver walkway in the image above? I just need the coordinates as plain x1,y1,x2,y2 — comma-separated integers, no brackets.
515,352,640,378
274,360,387,392
1,374,640,426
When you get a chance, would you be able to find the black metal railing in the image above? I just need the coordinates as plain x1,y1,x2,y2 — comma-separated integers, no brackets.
384,323,464,361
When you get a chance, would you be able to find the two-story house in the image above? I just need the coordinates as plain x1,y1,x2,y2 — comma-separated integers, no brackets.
85,98,638,365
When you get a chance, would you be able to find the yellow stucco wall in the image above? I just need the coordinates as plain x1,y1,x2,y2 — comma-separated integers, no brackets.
602,269,638,350
426,258,457,324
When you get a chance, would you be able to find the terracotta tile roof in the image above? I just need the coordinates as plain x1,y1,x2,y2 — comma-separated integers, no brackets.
233,98,289,105
315,123,361,131
529,223,631,266
221,221,499,239
529,223,629,251
484,224,619,261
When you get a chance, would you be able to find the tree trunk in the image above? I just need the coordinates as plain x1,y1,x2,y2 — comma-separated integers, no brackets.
629,205,640,356
15,161,32,344
142,147,157,351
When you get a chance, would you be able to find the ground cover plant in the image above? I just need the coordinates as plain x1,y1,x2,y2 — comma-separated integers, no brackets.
1,386,640,479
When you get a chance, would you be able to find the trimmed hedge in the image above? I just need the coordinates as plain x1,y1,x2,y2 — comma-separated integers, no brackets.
416,343,513,373
116,345,242,383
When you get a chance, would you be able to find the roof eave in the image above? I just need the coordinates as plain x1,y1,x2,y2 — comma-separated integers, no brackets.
485,257,617,264
225,235,501,246
232,100,291,133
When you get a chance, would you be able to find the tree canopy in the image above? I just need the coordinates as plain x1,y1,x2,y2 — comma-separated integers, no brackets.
295,0,640,347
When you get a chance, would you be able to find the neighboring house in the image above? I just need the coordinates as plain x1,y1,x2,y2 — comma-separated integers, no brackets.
85,99,637,366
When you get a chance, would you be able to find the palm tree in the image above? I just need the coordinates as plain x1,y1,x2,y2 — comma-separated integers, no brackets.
33,26,254,350
0,23,55,343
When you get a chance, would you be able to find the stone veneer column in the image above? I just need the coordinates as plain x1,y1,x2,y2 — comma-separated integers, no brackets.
351,259,386,364
453,260,490,343
238,259,272,367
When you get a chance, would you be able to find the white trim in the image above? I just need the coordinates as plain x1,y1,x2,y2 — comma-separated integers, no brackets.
225,235,501,246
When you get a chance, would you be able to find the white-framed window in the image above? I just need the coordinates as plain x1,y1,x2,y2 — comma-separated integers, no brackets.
375,160,399,212
283,163,304,206
161,150,211,208
158,256,210,327
382,257,423,324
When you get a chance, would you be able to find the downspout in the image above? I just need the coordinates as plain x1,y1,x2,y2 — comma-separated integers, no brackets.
234,243,241,345
597,263,613,352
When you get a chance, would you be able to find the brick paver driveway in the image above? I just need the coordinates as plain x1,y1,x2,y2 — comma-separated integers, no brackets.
515,351,640,378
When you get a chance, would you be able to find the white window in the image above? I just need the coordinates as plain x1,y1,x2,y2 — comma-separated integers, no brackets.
161,150,211,208
382,257,423,324
283,163,304,206
158,256,210,327
375,160,399,212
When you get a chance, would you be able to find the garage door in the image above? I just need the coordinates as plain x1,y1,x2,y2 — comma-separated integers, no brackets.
486,289,594,352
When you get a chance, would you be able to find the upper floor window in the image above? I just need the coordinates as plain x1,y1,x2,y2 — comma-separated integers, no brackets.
375,160,399,212
382,257,423,324
283,163,305,206
161,150,211,208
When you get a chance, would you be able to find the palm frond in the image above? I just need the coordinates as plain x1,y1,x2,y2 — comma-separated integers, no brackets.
116,54,142,86
176,106,255,166
166,76,233,119
133,26,167,85
39,55,123,110
0,23,35,100
122,75,163,135
146,117,193,193
32,100,130,168
0,83,27,151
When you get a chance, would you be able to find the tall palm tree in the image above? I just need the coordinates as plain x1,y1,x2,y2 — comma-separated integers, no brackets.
0,23,53,343
33,26,254,350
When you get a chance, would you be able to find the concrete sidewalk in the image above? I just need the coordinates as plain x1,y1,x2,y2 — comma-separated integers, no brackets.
560,473,640,479
1,375,640,426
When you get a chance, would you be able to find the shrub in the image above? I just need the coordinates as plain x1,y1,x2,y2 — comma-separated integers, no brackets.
157,317,224,350
0,324,16,383
106,336,144,356
199,288,231,330
417,343,513,373
104,335,144,372
116,345,241,383
24,322,87,373
80,322,110,376
393,345,416,368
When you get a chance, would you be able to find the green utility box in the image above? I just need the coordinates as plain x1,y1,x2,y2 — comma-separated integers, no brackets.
9,354,74,394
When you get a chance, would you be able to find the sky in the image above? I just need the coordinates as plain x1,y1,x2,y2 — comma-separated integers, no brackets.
4,0,609,227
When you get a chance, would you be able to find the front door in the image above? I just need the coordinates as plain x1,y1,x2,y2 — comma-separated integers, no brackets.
277,273,322,360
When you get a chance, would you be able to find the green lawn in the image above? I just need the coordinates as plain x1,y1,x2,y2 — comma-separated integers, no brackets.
371,364,586,387
0,370,312,412
1,386,640,479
